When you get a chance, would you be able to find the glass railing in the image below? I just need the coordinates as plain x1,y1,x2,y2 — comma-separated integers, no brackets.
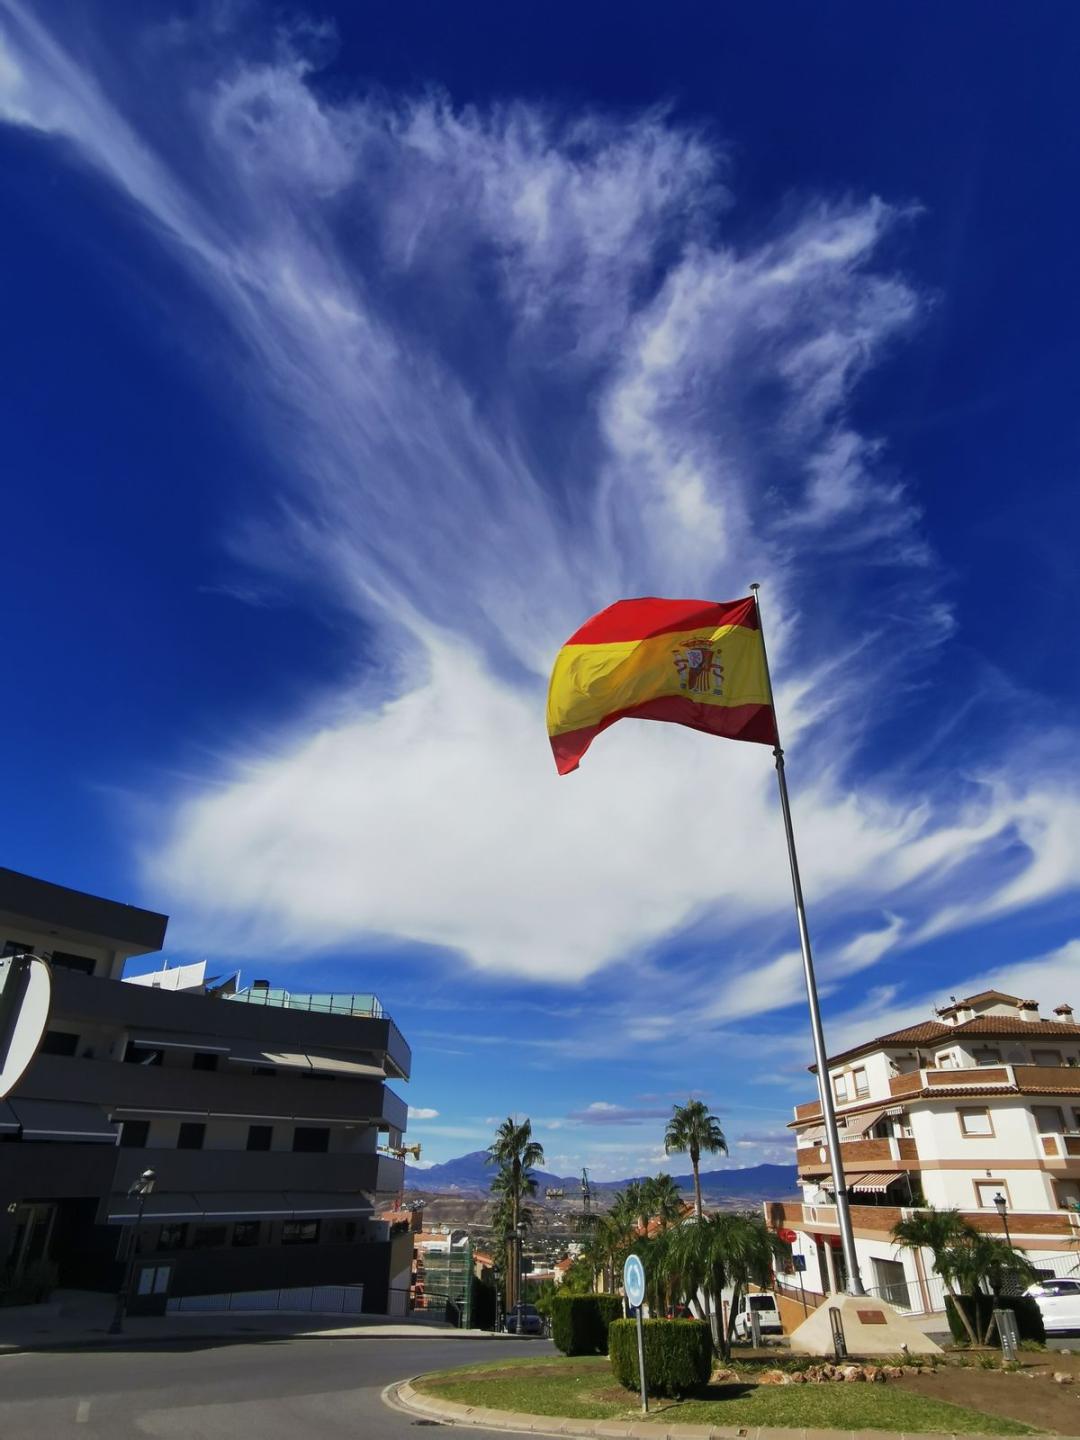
223,987,385,1019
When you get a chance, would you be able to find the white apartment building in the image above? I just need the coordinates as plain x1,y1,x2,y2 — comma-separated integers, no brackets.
767,990,1080,1316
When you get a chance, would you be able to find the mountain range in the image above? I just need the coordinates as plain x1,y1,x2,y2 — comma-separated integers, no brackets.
404,1150,797,1200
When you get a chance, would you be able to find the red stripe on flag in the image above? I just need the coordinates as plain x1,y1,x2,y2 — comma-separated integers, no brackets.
549,697,778,775
564,596,759,646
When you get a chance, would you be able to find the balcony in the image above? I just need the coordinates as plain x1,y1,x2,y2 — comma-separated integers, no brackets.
21,1053,409,1132
225,987,385,1019
765,1198,1080,1240
797,1137,896,1173
111,1147,403,1196
48,967,412,1080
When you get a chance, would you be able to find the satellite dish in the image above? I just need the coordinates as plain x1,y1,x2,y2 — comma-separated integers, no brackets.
0,954,52,1100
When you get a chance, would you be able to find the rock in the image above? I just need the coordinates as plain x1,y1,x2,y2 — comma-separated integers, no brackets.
789,1371,807,1384
712,1368,738,1384
757,1370,789,1386
863,1366,886,1383
882,1366,904,1380
840,1365,866,1383
1054,1372,1074,1385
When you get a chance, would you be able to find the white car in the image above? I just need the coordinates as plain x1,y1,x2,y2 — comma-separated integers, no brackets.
1026,1278,1080,1335
732,1293,783,1341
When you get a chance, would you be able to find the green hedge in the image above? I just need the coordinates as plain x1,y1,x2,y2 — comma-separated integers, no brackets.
944,1294,1046,1345
609,1318,712,1397
551,1294,624,1355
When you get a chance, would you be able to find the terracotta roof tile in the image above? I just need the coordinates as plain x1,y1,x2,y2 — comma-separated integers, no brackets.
816,1015,1080,1069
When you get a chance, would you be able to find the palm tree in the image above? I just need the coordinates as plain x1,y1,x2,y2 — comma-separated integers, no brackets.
644,1173,686,1228
665,1100,727,1218
892,1207,982,1343
486,1117,545,1313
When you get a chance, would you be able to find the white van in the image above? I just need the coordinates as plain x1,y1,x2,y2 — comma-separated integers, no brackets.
732,1292,783,1341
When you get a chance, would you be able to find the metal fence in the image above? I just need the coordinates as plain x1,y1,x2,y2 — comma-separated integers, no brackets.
224,988,384,1018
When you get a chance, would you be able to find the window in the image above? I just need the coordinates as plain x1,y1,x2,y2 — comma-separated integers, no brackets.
177,1122,206,1150
39,1030,79,1057
974,1048,1002,1064
975,1180,1008,1209
326,1219,357,1244
1034,1106,1065,1134
282,1220,320,1245
832,1074,848,1102
119,1119,150,1149
158,1223,187,1251
958,1108,993,1137
1054,1182,1080,1212
123,1043,162,1067
292,1126,330,1153
871,1257,910,1310
246,1124,273,1151
232,1221,262,1247
937,1051,956,1069
1033,1050,1065,1067
49,950,95,975
192,1052,219,1072
852,1067,869,1097
191,1224,228,1249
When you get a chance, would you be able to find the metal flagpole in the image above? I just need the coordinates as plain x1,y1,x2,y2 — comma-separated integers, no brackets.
750,583,865,1297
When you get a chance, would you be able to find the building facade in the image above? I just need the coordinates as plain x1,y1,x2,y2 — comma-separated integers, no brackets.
767,990,1080,1316
0,867,411,1313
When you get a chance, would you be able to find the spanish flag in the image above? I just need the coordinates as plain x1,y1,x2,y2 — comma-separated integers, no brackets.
547,596,777,775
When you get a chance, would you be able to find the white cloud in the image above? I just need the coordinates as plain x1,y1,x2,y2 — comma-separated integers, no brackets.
2,8,1078,1003
407,1106,440,1120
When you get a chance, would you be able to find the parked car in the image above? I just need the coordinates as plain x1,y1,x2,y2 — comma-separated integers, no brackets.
1026,1278,1080,1335
732,1293,783,1342
505,1303,544,1335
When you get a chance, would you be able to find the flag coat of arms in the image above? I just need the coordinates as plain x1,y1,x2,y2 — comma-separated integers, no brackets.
547,596,777,774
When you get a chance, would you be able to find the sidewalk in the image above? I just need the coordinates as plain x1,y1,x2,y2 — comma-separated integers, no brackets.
0,1289,515,1354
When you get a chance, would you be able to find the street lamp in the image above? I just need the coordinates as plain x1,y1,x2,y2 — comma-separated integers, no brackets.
515,1221,527,1334
108,1169,156,1334
993,1192,1013,1249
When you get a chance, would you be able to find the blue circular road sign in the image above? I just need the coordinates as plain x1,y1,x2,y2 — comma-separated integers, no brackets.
623,1252,646,1309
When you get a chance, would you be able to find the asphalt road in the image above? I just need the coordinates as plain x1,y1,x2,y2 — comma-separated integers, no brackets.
0,1333,551,1440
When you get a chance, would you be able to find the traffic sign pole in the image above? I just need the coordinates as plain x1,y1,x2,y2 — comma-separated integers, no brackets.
623,1254,648,1415
635,1305,647,1415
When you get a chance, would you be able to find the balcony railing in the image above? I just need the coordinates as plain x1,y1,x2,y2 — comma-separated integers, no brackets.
224,988,385,1019
765,1198,1080,1239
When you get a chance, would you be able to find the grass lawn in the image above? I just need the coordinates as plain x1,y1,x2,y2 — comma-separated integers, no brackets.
414,1355,1035,1435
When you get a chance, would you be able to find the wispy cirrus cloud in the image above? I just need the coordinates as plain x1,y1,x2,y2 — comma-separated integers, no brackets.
566,1102,673,1127
2,3,1079,1011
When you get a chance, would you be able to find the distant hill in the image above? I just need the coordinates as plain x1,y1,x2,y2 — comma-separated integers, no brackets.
404,1150,796,1200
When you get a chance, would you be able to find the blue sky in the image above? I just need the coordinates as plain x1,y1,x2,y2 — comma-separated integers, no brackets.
3,0,1079,1179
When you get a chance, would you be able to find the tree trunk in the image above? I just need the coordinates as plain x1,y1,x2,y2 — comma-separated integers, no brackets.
725,1282,741,1360
948,1285,979,1345
692,1147,703,1219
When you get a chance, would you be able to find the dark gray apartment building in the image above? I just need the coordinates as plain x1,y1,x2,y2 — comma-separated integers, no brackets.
0,867,412,1313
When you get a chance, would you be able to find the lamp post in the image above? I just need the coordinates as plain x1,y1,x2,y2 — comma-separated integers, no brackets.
993,1192,1013,1250
515,1221,526,1334
108,1169,156,1335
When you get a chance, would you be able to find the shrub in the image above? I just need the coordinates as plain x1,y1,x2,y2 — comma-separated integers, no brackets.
944,1294,1045,1345
551,1294,624,1355
609,1318,712,1397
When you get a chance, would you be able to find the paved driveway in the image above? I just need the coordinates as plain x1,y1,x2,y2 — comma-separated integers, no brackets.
0,1332,551,1439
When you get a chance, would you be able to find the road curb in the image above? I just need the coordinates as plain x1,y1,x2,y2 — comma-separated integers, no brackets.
388,1375,1080,1440
0,1328,521,1357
